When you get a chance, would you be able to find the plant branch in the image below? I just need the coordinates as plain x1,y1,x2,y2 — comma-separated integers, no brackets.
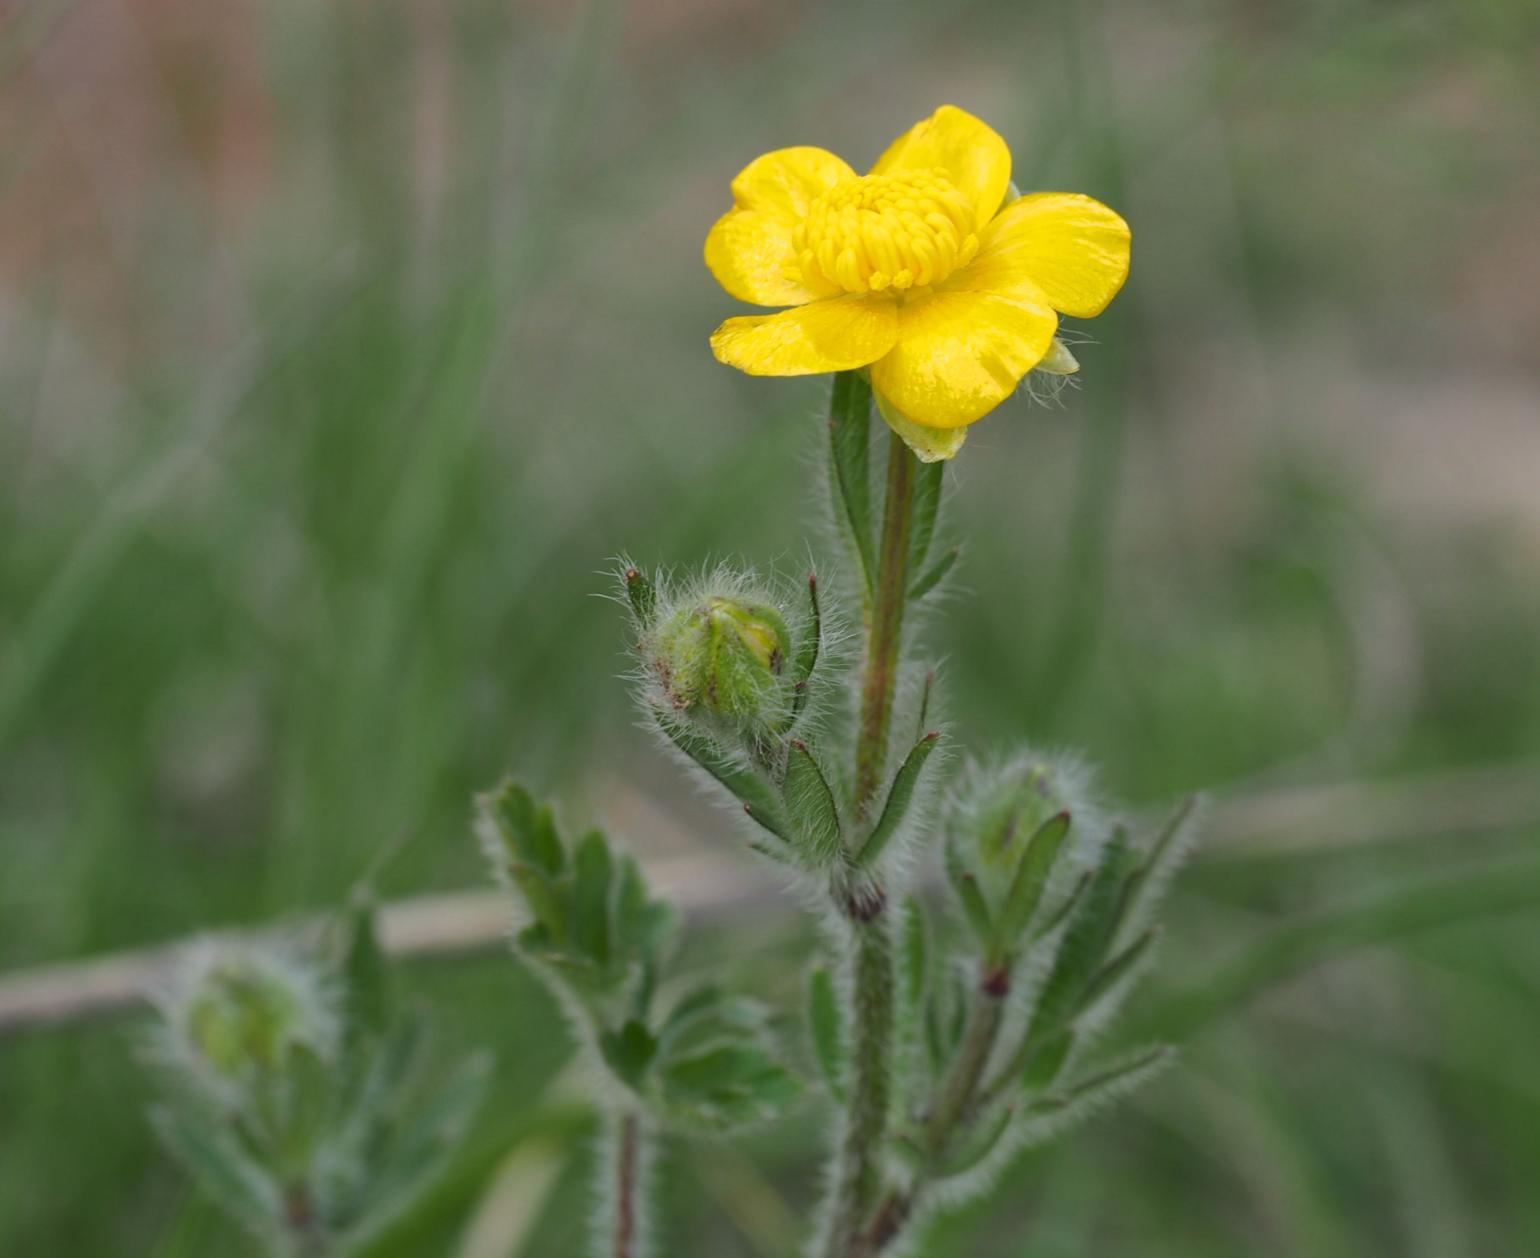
856,968,1010,1256
923,975,1008,1157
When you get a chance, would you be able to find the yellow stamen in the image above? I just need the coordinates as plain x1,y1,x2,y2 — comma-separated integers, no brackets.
793,170,980,296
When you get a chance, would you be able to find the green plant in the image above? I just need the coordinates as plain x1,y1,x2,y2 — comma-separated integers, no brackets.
597,369,1197,1257
144,902,487,1258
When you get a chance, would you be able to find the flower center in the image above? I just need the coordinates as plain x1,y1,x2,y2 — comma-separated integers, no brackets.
794,171,979,295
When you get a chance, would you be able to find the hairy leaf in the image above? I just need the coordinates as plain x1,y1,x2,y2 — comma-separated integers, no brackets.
829,371,876,592
784,740,843,866
806,966,846,1102
858,730,941,867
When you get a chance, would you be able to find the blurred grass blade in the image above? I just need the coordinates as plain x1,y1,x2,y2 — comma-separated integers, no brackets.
1147,858,1540,1040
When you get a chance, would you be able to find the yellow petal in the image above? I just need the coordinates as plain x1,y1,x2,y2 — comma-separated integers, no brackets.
874,390,968,462
976,192,1130,319
711,295,898,377
705,209,820,307
869,288,1056,428
870,105,1012,227
729,146,857,220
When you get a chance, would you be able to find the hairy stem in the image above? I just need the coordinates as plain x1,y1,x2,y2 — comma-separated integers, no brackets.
611,1111,643,1258
822,907,895,1256
854,430,916,815
820,419,921,1256
856,972,1010,1257
924,980,1007,1155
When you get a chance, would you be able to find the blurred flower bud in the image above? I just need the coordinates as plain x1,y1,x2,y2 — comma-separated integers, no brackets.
953,751,1102,901
650,593,792,726
168,943,337,1083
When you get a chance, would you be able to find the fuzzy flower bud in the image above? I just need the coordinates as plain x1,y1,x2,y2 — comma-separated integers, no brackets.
650,594,792,726
167,944,337,1084
952,751,1105,903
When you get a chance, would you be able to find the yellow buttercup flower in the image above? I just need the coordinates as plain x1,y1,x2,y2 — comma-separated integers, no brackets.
704,105,1130,460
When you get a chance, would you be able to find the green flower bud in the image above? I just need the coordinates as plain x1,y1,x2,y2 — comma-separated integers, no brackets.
651,594,792,725
953,751,1102,902
171,944,337,1082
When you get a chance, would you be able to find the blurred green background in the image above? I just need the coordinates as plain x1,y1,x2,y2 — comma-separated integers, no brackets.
3,0,1540,1253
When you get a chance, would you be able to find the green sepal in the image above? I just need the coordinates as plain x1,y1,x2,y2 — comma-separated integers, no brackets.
994,811,1072,952
624,563,657,627
599,1019,658,1091
828,371,876,593
784,739,843,867
790,573,822,722
908,546,959,601
857,730,941,867
806,966,846,1103
656,714,788,842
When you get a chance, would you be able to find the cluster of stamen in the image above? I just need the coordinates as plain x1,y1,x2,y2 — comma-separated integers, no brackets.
793,170,979,295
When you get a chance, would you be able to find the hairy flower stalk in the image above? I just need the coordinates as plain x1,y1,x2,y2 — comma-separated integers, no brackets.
820,387,917,1258
854,430,916,813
